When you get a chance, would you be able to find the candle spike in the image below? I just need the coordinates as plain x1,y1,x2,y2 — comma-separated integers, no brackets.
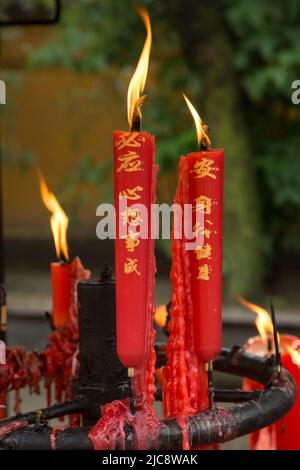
206,360,215,408
270,301,282,376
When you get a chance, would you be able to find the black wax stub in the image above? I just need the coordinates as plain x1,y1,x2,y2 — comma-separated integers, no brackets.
73,265,131,424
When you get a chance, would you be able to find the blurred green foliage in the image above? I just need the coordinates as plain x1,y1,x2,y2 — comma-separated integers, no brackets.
25,0,300,296
226,0,300,270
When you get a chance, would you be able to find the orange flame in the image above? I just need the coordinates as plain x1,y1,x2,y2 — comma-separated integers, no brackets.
237,295,274,344
38,171,69,262
286,345,300,368
183,93,211,148
155,304,168,328
127,7,152,129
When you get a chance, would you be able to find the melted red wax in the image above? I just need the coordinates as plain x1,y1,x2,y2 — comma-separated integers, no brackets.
50,426,65,450
44,323,79,407
0,257,89,418
89,399,132,450
67,257,91,325
0,393,5,419
163,157,209,450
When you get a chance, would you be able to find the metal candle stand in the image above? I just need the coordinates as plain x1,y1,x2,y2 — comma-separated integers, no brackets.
0,267,296,450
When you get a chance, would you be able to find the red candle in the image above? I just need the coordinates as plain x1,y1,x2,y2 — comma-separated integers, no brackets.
0,340,5,419
276,340,300,450
51,262,71,329
244,335,300,450
239,299,300,450
39,173,90,328
114,9,157,374
183,95,223,363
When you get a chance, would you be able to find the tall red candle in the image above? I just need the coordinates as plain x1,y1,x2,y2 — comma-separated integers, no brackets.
187,149,223,362
114,130,156,370
183,95,223,364
114,9,157,374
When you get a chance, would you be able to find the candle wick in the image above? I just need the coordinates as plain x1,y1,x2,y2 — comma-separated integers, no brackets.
199,125,211,151
59,255,68,265
130,95,146,132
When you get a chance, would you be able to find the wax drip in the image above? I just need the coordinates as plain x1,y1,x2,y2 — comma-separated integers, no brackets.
0,420,28,440
50,426,65,450
163,156,209,450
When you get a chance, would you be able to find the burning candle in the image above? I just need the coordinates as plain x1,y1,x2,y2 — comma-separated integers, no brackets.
277,343,300,450
114,9,157,375
39,173,90,329
183,95,223,364
239,297,300,450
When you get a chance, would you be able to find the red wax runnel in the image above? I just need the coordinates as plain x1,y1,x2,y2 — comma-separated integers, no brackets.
163,157,209,449
114,130,157,369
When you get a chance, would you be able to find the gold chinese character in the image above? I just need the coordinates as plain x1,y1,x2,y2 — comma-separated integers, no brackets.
123,231,140,253
124,258,141,276
121,207,142,226
117,151,143,173
194,243,212,260
119,185,143,201
191,158,218,179
194,195,212,215
197,264,210,281
116,132,141,150
193,222,215,239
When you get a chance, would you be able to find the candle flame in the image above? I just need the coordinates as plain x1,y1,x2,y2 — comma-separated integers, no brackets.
237,295,276,345
286,344,300,368
127,7,152,129
154,304,168,328
183,93,211,148
38,171,69,262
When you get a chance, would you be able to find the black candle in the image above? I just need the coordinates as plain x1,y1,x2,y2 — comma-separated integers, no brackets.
74,265,131,424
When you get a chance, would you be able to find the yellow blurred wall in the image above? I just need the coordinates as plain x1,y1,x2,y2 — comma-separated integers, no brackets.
1,26,126,240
